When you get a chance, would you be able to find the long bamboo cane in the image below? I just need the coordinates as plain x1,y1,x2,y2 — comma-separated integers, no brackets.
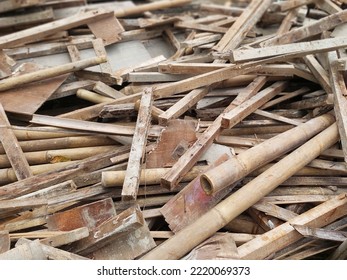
200,113,335,195
141,122,339,260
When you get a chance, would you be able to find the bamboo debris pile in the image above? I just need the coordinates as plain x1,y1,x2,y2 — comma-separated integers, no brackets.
0,0,347,260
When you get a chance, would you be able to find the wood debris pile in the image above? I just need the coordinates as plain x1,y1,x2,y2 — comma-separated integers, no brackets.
1,0,347,260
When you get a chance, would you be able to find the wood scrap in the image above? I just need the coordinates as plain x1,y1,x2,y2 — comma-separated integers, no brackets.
0,0,347,261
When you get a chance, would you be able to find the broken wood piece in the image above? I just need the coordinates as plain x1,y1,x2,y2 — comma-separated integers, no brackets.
329,239,347,259
0,230,10,253
230,37,347,63
214,0,272,52
237,194,347,259
0,239,46,260
0,56,106,93
0,9,113,48
160,76,267,190
158,87,210,126
261,9,347,47
88,14,124,46
270,0,314,12
328,51,347,162
0,103,32,180
182,233,239,260
69,206,144,255
292,224,347,242
40,227,90,248
93,81,125,99
122,89,153,201
30,114,135,136
47,198,116,231
146,119,197,169
221,81,288,129
160,154,232,233
0,0,45,13
142,123,339,259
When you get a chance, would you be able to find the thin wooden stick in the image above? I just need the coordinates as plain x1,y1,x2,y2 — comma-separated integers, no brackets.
122,89,153,201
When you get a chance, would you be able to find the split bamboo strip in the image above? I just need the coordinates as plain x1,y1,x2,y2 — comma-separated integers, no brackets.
201,114,335,195
141,123,339,259
0,56,107,92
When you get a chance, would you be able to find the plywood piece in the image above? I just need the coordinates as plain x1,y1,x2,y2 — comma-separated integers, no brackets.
88,14,124,46
146,119,197,168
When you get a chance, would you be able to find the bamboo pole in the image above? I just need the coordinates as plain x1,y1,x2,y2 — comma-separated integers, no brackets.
0,145,118,168
200,114,335,195
0,135,116,154
141,123,339,260
0,56,106,92
102,166,207,187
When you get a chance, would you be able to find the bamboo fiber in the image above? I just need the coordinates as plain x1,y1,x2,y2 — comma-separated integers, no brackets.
200,114,335,195
141,123,339,260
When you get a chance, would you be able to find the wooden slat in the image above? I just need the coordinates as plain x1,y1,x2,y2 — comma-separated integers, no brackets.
122,89,153,201
0,9,113,48
0,104,32,180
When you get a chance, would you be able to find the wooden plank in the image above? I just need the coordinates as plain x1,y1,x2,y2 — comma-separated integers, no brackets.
262,10,347,47
93,81,125,99
122,89,153,201
47,198,116,231
161,76,267,190
30,114,136,136
237,194,347,259
158,87,210,126
271,0,314,12
69,206,144,255
0,8,54,30
0,104,32,180
230,37,347,63
91,39,114,76
292,225,347,242
113,0,191,18
40,227,90,248
0,9,113,48
221,82,288,128
214,0,272,52
0,0,45,13
303,55,332,94
328,51,347,162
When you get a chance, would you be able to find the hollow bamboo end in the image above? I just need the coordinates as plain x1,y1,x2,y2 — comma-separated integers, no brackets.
200,174,214,196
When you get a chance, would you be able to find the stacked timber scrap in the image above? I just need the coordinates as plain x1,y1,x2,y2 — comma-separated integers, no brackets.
0,0,347,260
